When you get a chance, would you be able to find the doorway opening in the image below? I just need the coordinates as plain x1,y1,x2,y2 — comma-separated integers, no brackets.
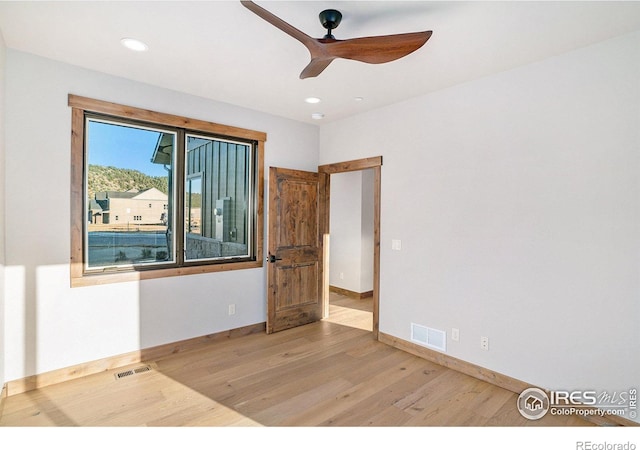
325,169,374,332
318,157,381,339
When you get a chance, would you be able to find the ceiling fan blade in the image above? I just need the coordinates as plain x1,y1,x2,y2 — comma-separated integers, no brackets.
323,31,433,64
300,58,335,79
240,1,318,50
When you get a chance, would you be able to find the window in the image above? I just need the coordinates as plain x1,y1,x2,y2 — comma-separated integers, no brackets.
70,95,265,286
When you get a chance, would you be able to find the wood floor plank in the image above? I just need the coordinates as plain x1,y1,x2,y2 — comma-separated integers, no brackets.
312,360,450,426
281,351,432,426
0,293,595,427
250,377,354,426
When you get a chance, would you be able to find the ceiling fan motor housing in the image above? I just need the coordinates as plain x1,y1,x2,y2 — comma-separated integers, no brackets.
319,9,342,38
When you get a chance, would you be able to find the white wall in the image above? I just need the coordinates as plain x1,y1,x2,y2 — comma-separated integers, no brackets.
329,171,362,292
0,29,6,391
320,31,640,412
3,50,319,382
360,169,374,292
329,170,374,294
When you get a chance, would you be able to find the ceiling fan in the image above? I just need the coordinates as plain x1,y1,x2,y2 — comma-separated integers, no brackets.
240,1,433,79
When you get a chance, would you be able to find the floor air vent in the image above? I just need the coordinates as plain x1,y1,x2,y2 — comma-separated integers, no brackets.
114,365,152,380
411,323,446,352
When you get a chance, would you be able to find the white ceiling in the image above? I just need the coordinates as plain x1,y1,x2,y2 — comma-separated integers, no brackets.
1,1,640,125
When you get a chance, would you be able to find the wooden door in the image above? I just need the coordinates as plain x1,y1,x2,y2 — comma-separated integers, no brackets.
267,167,326,333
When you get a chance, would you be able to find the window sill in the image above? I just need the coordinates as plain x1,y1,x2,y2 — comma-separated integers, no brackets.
70,259,263,288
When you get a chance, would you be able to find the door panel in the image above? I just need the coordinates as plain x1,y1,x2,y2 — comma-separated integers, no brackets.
267,167,324,333
275,262,318,308
278,179,318,247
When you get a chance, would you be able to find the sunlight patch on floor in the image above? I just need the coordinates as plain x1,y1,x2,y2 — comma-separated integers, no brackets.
325,304,373,331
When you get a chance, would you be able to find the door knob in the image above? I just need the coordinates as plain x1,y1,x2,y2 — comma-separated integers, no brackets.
268,254,282,263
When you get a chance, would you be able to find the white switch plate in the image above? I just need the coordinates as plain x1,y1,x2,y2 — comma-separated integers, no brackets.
452,328,460,342
392,239,402,251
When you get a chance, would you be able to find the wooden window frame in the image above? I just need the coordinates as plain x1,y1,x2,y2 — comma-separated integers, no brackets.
69,94,265,287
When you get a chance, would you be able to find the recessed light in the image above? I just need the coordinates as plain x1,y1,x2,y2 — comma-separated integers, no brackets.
121,38,148,52
305,97,321,104
354,97,364,102
311,113,325,120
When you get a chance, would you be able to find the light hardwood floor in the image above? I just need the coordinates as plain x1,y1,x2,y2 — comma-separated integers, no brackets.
0,293,591,427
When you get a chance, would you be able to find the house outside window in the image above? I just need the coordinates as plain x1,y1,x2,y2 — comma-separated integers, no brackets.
69,95,265,286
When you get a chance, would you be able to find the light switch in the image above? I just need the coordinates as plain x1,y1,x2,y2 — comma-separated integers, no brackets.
392,239,402,251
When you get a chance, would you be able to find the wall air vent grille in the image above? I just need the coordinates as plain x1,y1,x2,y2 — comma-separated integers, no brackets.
411,323,446,352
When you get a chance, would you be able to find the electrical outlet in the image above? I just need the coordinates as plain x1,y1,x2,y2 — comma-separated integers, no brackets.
451,328,460,342
480,336,489,351
340,272,344,280
228,304,236,316
391,239,402,251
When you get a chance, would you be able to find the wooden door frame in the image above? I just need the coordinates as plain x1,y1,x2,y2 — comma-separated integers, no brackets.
318,156,382,339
